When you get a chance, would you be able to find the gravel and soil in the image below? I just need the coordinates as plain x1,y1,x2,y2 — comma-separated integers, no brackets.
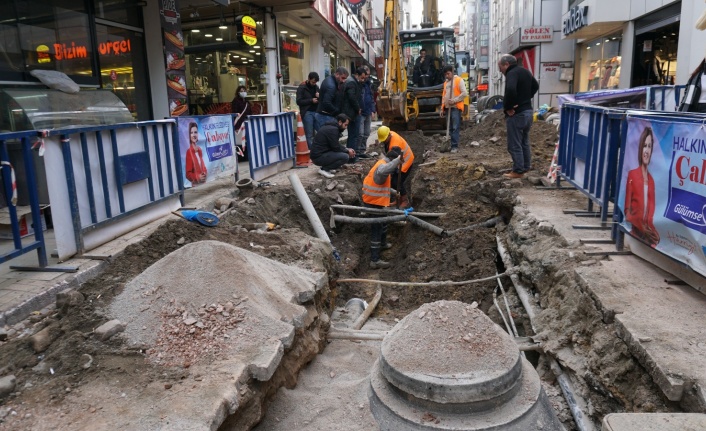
0,112,676,430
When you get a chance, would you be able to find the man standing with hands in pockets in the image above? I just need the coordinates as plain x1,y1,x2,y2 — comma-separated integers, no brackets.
497,54,539,179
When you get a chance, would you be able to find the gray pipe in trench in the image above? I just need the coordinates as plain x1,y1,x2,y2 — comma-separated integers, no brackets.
288,172,331,243
333,214,445,236
496,235,595,431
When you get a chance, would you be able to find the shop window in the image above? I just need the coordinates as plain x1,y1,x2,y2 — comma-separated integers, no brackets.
278,25,309,86
93,0,143,28
96,24,150,120
183,15,267,116
632,21,679,87
580,33,622,92
14,0,96,84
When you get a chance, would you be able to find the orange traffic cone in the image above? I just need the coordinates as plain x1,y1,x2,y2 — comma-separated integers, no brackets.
295,112,312,166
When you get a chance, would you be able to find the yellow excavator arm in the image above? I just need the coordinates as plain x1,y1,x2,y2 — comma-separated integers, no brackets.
378,0,407,122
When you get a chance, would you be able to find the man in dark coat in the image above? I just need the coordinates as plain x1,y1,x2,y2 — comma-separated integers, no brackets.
341,67,367,156
498,54,539,179
296,72,320,149
413,49,433,86
310,114,355,178
316,67,348,127
358,65,376,157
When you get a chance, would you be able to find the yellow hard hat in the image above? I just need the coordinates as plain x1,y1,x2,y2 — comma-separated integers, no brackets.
377,126,390,142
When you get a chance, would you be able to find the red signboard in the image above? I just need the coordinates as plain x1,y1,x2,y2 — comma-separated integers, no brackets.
477,84,488,91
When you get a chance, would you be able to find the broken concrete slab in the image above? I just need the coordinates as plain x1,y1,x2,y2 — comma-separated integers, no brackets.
602,412,706,431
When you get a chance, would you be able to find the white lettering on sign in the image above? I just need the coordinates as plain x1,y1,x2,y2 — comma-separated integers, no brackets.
334,0,363,50
520,26,553,43
563,6,588,36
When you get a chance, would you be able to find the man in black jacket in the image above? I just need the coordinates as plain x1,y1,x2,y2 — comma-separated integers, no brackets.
342,67,366,155
310,114,355,178
296,72,320,150
498,54,539,179
316,67,348,128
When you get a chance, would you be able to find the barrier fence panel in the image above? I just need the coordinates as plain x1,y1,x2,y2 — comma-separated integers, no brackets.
557,103,624,227
43,120,184,260
0,131,47,267
245,112,296,181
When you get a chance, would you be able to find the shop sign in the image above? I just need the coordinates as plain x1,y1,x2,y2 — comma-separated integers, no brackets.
521,26,553,43
241,16,258,46
563,5,588,36
334,0,363,50
98,39,132,56
280,37,304,59
366,28,384,41
36,45,51,63
477,84,488,91
160,0,180,25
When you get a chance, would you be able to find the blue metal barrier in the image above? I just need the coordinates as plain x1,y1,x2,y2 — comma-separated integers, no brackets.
558,103,625,229
0,131,47,267
44,120,183,255
245,112,296,181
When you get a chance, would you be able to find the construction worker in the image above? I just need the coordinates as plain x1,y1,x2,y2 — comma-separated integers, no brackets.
362,148,403,269
377,126,414,208
440,65,467,153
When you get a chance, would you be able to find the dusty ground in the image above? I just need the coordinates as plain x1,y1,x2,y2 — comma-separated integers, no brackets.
0,113,673,430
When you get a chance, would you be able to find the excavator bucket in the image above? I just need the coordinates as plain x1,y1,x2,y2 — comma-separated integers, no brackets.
377,93,406,123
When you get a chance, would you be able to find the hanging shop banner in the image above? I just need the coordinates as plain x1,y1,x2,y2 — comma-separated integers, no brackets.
617,117,706,276
159,0,187,117
177,115,237,188
366,28,384,41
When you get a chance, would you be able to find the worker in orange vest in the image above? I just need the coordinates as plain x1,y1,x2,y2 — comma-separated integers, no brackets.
440,65,467,153
377,126,414,208
362,147,402,269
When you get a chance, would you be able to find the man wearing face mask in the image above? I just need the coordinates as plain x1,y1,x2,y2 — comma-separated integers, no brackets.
310,114,355,178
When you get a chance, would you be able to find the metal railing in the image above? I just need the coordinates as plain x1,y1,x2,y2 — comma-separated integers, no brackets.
557,102,624,231
0,131,48,267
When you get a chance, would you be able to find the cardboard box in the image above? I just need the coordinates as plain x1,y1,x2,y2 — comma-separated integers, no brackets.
0,206,48,240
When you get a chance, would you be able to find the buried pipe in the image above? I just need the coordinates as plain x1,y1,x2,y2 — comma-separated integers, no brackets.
288,172,331,243
496,235,595,431
337,269,516,287
329,204,446,218
327,328,387,341
352,285,382,330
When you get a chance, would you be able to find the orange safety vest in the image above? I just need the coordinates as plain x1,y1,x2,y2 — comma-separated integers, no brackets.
362,159,392,207
442,75,465,111
387,132,414,173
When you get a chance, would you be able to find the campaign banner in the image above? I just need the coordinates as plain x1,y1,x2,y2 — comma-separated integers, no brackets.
177,115,237,188
617,117,706,276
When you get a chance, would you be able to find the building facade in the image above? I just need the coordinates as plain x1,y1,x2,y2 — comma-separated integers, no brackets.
0,0,384,127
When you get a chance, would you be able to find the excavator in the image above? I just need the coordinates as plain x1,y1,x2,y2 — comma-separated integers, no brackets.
377,0,471,131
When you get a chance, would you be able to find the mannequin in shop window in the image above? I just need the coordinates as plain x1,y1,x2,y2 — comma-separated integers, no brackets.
607,56,621,88
678,59,706,113
587,62,599,91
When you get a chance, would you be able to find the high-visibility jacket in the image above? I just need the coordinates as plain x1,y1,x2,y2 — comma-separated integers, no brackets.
387,132,414,173
362,159,392,207
442,75,465,111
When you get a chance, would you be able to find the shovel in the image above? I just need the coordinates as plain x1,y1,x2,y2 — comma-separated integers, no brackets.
442,108,451,142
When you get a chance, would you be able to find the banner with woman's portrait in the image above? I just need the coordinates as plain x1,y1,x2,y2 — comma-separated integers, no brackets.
177,115,237,188
617,117,706,276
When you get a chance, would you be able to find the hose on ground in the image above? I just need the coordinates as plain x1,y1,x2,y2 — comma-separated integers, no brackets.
445,215,504,236
333,214,445,236
330,204,445,218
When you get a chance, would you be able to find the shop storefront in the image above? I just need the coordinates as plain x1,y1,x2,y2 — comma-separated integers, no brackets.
0,0,150,121
182,13,267,116
630,3,680,87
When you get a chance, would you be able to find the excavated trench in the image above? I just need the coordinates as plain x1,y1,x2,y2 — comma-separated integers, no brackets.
0,112,676,430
